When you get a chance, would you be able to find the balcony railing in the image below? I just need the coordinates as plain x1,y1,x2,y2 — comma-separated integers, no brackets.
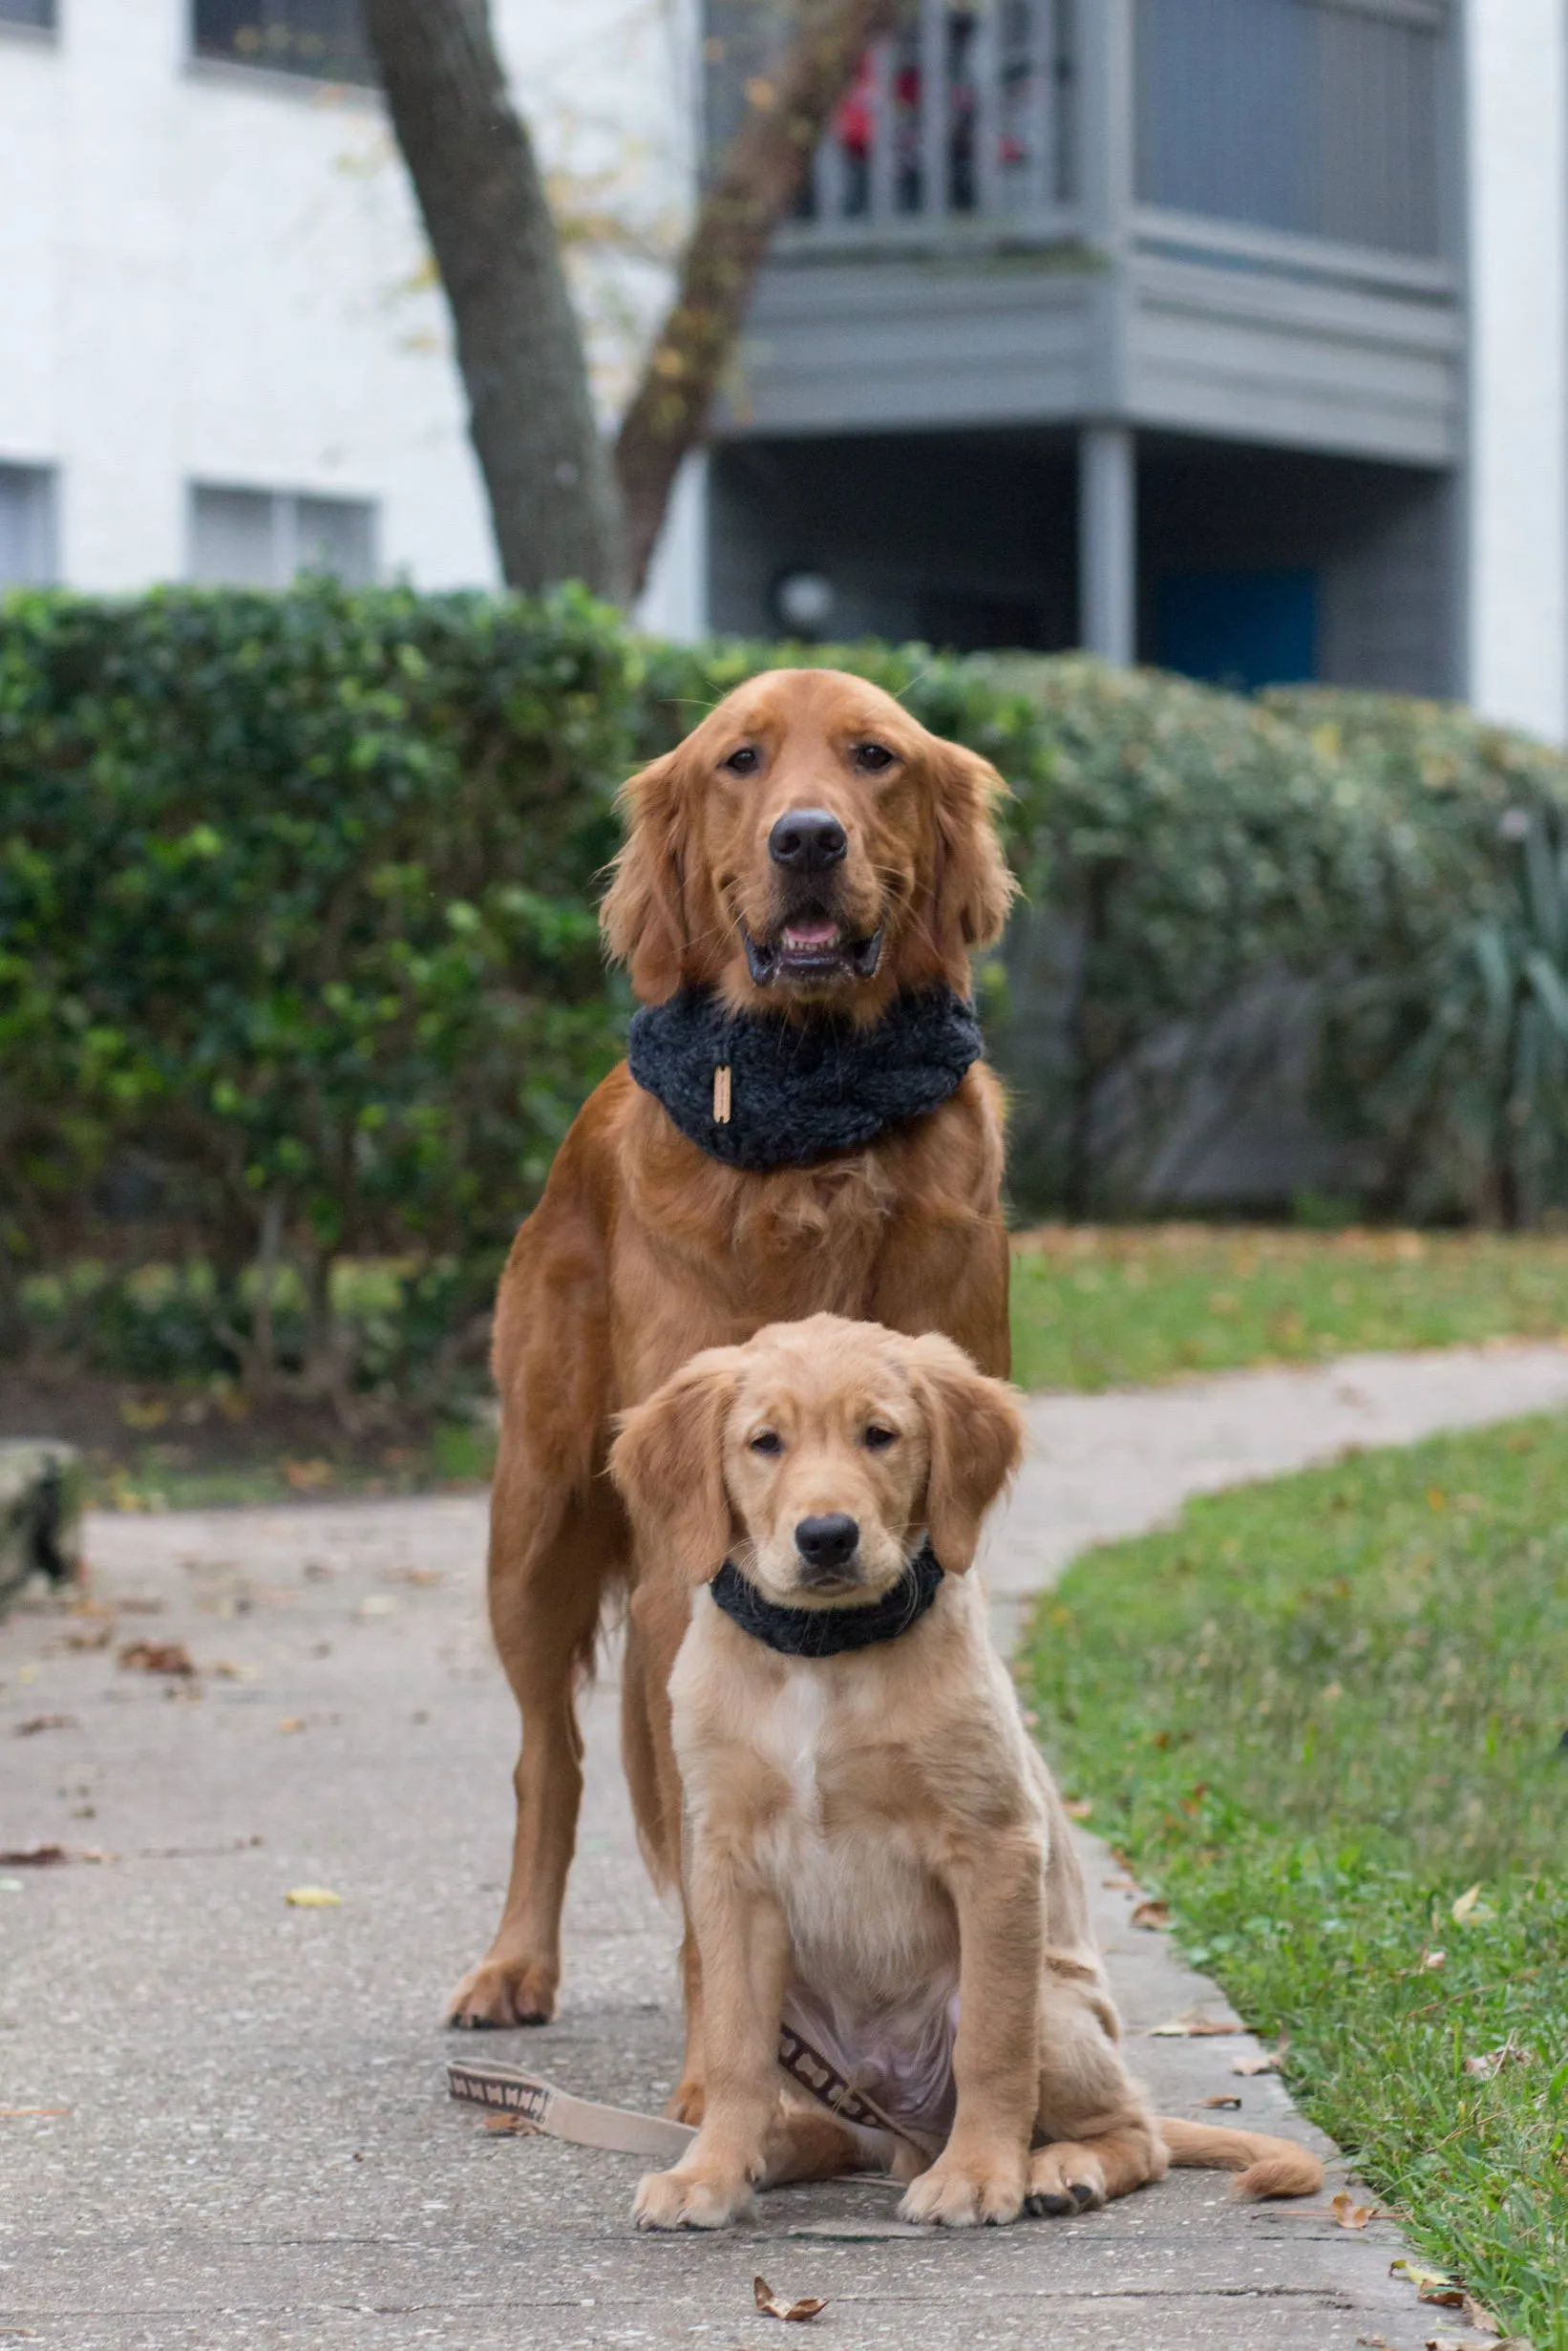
709,0,1450,263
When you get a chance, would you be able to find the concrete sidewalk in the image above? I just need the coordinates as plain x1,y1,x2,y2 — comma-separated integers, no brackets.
8,1345,1566,2350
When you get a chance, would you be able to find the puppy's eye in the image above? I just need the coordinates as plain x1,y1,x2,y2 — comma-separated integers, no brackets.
852,741,896,773
862,1424,898,1451
723,745,761,776
749,1429,783,1456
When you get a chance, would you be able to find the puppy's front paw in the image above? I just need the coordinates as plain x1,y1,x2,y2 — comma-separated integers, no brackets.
899,2152,1027,2229
633,2164,753,2232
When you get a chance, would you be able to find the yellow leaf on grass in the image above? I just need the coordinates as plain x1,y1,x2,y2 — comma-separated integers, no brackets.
286,1886,341,1908
1451,1884,1495,1925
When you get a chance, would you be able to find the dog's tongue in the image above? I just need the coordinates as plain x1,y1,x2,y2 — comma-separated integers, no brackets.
783,921,839,949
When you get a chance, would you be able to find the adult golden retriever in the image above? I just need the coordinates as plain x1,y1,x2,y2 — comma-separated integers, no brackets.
611,1315,1324,2229
448,668,1016,2102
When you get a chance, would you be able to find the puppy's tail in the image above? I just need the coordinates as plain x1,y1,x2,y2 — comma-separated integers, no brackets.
1156,2116,1323,2200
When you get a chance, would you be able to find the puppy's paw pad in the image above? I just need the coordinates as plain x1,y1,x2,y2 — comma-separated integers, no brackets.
899,2162,1025,2229
1026,2145,1106,2216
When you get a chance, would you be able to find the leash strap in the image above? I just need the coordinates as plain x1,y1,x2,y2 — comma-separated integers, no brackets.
448,2027,936,2165
447,2057,696,2159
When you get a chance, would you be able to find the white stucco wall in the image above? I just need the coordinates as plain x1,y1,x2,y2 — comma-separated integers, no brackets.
0,0,697,600
1465,0,1568,742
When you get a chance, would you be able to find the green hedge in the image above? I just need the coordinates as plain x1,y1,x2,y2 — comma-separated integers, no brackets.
5,584,1568,1408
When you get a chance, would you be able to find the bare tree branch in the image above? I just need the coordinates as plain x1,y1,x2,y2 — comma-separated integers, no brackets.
615,0,903,597
362,0,625,597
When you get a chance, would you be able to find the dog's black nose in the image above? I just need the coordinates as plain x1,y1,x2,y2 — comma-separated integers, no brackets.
769,809,847,872
795,1513,859,1572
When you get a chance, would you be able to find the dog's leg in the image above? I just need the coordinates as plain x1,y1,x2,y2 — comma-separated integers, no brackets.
898,1838,1043,2228
1026,2120,1166,2214
446,1465,624,2028
624,1571,710,2120
1026,1972,1167,2214
633,1876,792,2230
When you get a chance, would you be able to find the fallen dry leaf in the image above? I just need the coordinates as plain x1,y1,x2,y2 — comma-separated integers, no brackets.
484,2115,529,2135
1199,2094,1242,2109
14,1714,77,1736
1392,2259,1465,2307
285,1886,341,1908
1464,2039,1531,2082
1102,1874,1135,1891
283,1458,334,1491
1460,2292,1508,2336
117,1640,196,1678
1062,1797,1093,1819
754,2276,828,2322
1130,1898,1171,1931
0,1845,67,1867
62,1624,115,1652
1149,2007,1243,2037
1451,1884,1495,1926
1331,2191,1384,2230
277,1717,305,1734
1233,2051,1282,2076
208,1662,261,1683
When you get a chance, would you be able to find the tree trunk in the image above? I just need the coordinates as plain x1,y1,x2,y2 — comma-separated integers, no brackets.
615,0,903,597
362,0,624,598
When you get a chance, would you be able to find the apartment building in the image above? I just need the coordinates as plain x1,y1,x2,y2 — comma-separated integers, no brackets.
1,1,1564,740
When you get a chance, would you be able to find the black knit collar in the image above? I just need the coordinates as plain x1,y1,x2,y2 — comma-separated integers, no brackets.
626,984,984,1172
709,1541,945,1658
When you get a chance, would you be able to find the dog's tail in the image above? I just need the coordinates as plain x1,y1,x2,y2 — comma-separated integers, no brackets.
1156,2116,1324,2200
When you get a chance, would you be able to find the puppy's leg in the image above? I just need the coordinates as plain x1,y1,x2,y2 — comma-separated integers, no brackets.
899,1837,1043,2229
447,1467,624,2028
1027,1973,1166,2216
633,1874,792,2231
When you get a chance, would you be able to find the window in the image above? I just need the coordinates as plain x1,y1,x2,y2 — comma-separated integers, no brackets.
0,1,56,30
189,484,377,586
191,0,372,83
0,465,56,587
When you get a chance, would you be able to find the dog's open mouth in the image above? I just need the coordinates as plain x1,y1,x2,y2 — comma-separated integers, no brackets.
743,919,884,987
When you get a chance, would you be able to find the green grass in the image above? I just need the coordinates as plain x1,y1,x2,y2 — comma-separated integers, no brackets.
1009,1224,1568,1390
1023,1416,1568,2347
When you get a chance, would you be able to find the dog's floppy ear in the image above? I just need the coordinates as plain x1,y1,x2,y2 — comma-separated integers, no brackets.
902,1332,1025,1575
600,750,690,1003
929,742,1017,971
608,1348,742,1585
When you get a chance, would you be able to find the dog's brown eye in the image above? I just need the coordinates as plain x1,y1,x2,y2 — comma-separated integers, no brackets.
862,1424,897,1451
723,745,761,775
852,742,895,773
749,1429,783,1456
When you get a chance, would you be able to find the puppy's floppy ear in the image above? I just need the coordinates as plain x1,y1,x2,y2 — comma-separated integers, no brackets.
902,1332,1025,1575
600,750,690,1003
608,1349,742,1586
929,742,1017,969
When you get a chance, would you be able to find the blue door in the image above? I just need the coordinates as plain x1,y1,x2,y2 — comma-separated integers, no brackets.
1155,568,1319,690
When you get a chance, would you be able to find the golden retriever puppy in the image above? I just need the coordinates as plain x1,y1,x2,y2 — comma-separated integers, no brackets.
610,1315,1324,2231
449,669,1016,2092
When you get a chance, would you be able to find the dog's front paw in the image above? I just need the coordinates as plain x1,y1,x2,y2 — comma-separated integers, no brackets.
445,1955,557,2029
633,2164,753,2232
899,2152,1027,2229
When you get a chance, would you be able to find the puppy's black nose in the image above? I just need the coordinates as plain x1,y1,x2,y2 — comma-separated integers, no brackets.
795,1513,859,1573
769,809,847,872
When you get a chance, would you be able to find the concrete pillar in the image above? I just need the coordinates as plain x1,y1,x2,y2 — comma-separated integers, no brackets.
1464,0,1568,741
634,452,710,643
1079,423,1137,666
